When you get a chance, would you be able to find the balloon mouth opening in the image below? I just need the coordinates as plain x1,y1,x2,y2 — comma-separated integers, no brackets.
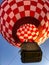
16,23,39,43
12,17,40,43
20,42,42,63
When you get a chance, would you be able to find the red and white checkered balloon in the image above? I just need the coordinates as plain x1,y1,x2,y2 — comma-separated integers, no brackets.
0,0,49,47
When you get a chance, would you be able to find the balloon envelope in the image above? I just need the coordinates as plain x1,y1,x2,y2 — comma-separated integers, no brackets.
0,0,49,47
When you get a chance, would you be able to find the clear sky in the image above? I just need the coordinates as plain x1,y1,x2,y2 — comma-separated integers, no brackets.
0,0,49,65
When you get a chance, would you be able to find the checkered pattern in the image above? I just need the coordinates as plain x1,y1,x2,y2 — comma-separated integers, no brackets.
17,24,39,42
0,0,49,47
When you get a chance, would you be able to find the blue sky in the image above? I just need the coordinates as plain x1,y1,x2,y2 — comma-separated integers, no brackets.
0,34,49,65
0,0,49,65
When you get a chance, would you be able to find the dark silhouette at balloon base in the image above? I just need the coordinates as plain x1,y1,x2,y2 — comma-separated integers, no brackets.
20,42,42,63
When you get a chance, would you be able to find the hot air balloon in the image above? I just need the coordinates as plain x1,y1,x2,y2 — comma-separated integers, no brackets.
0,0,49,63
